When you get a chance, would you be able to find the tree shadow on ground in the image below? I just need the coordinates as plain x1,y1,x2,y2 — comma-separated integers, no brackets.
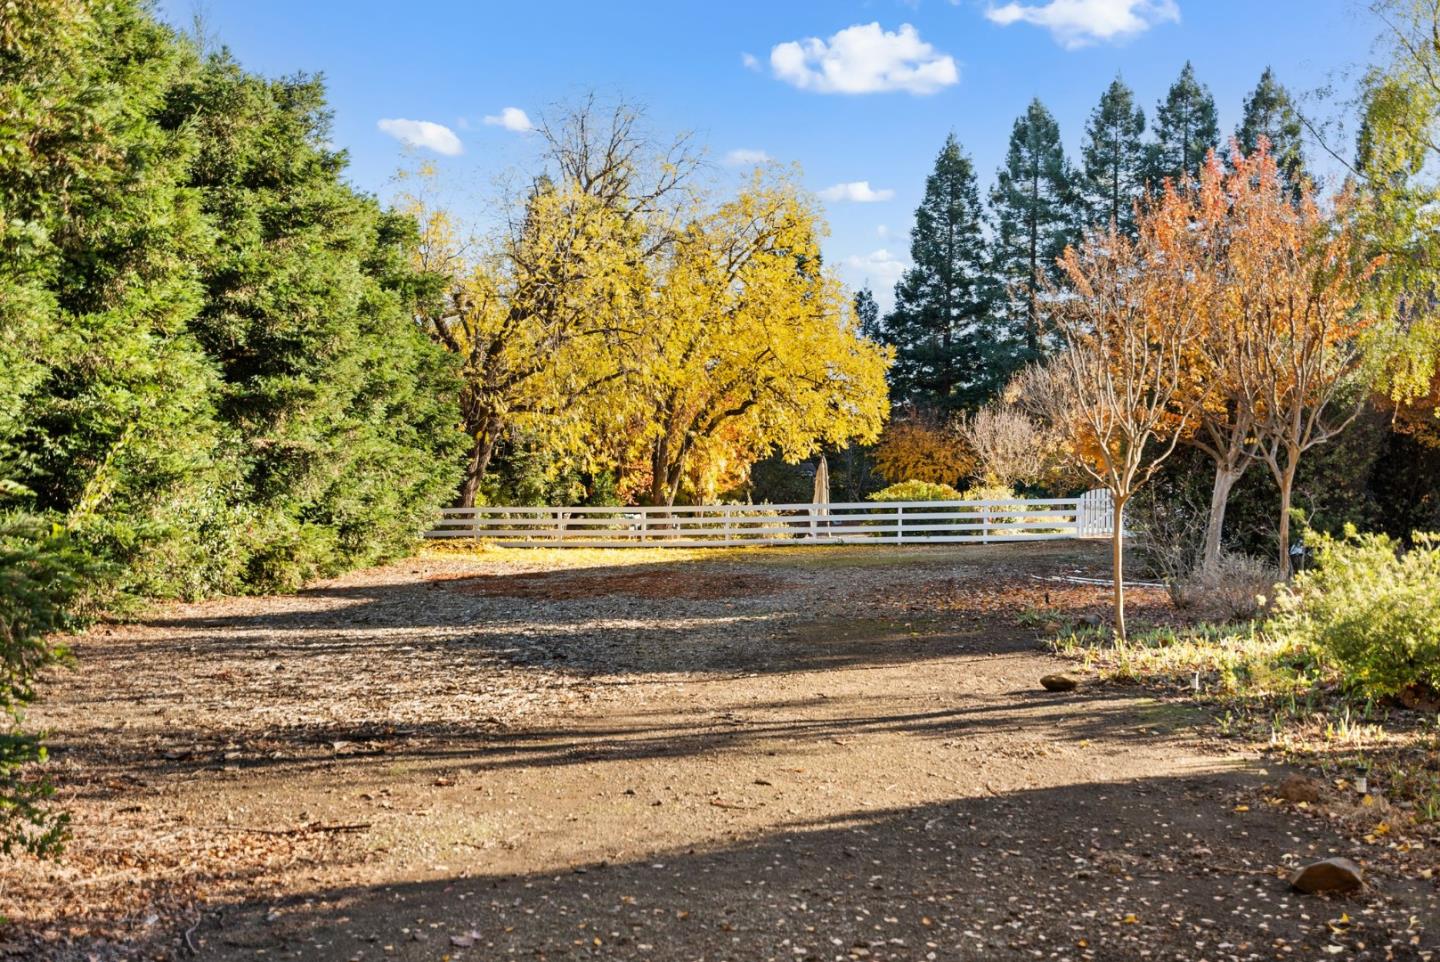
191,772,1438,962
43,542,1175,790
52,682,1199,789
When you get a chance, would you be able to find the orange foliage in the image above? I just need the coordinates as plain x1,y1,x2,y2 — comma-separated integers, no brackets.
871,414,975,485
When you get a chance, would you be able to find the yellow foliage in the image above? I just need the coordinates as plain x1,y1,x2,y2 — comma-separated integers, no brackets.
401,138,891,508
623,171,892,505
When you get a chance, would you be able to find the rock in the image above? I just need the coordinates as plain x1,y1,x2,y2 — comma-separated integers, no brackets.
1275,773,1323,804
1289,857,1364,895
1040,673,1080,692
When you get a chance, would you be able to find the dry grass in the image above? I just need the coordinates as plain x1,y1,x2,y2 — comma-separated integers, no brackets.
1051,621,1440,829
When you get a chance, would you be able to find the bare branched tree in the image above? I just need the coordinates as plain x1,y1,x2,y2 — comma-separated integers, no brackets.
955,404,1051,489
1023,227,1209,640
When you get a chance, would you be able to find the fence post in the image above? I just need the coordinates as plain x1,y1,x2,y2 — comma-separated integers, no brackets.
982,502,991,544
896,505,904,544
640,509,649,545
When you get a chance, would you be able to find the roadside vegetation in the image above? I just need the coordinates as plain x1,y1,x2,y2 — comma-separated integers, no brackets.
1046,529,1440,835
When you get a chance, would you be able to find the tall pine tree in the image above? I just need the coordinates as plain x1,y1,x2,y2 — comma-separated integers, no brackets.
853,286,882,340
1235,67,1308,191
1148,62,1219,185
1079,76,1147,235
884,135,1007,412
990,98,1078,359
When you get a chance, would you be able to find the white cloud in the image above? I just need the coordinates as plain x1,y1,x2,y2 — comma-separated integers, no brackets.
819,181,895,203
483,106,535,133
842,248,908,296
984,0,1179,49
723,148,771,166
877,224,894,239
770,22,958,95
741,52,761,71
377,118,463,156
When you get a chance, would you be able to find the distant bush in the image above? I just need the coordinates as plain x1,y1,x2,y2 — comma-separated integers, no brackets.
871,417,973,486
957,482,1018,502
1268,527,1440,701
867,480,964,502
1175,552,1277,621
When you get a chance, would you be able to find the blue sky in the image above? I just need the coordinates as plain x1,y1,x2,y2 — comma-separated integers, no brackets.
160,1,1379,308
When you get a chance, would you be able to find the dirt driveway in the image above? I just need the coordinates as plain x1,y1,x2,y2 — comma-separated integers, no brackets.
7,542,1437,961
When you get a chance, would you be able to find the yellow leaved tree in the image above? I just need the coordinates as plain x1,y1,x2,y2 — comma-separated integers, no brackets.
624,174,892,506
406,102,891,509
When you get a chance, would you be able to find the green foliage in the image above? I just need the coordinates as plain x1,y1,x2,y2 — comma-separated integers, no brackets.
1,0,223,599
1234,68,1307,192
1147,61,1219,184
883,134,1010,412
991,98,1081,358
0,511,91,856
852,286,881,341
1269,527,1440,700
1079,76,1147,235
0,3,464,600
0,0,465,853
174,56,465,592
867,480,964,502
1354,1,1440,414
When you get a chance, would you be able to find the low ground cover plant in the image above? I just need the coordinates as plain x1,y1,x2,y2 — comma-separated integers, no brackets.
1269,527,1440,704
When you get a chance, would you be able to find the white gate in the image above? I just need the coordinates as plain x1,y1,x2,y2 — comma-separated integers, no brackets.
1076,488,1115,538
425,492,1116,548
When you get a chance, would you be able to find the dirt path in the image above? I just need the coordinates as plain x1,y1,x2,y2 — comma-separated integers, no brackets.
7,543,1436,961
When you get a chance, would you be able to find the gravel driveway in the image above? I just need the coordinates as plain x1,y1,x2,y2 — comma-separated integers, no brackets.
6,541,1435,961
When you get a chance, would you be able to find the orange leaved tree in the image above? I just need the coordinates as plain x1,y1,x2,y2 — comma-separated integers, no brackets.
1023,220,1210,640
1233,179,1379,578
1174,143,1379,574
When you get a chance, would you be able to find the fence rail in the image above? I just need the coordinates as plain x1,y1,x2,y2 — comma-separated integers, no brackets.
425,491,1115,547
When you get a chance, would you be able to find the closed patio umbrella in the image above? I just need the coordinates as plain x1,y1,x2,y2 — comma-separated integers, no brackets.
811,452,829,537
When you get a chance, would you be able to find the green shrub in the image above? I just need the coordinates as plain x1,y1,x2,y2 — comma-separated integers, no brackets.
1267,527,1440,700
867,480,964,502
0,512,91,856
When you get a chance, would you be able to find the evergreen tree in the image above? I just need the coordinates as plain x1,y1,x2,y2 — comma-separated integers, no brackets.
884,135,1007,412
0,0,224,597
990,98,1079,358
1079,76,1147,235
1235,67,1308,192
0,0,220,854
1148,62,1220,184
853,286,881,340
0,2,465,599
173,56,466,592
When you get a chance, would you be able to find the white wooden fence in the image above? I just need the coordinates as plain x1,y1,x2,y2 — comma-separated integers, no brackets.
425,491,1116,548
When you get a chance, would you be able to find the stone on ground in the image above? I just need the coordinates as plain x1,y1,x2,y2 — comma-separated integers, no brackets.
1290,857,1364,895
1040,672,1080,692
1274,773,1324,804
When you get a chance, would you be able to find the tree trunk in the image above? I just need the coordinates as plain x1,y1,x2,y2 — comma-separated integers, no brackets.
1112,494,1128,641
1201,463,1243,569
650,439,670,508
1276,464,1297,579
455,428,498,509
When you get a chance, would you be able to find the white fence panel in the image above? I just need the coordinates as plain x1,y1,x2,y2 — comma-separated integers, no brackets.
425,492,1116,547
